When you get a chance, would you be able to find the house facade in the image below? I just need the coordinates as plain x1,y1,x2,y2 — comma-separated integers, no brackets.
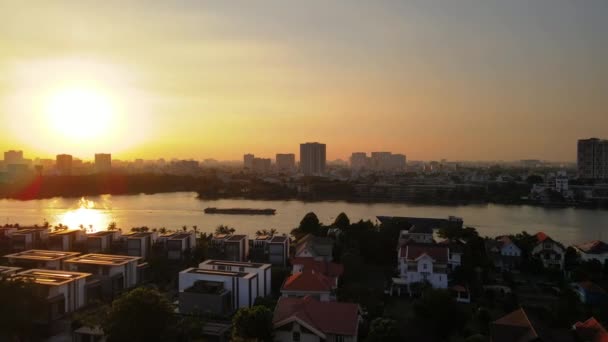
396,243,449,291
486,236,522,270
574,240,608,264
531,232,565,270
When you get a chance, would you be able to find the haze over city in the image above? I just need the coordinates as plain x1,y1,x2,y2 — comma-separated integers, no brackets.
1,1,607,161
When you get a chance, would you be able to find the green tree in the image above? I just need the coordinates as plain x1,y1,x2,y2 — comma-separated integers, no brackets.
333,212,350,230
232,306,273,342
366,318,400,342
412,289,469,341
0,277,46,341
291,212,323,237
215,225,236,235
103,288,177,342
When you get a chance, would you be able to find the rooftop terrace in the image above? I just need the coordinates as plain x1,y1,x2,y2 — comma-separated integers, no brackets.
65,253,141,266
184,267,255,279
201,259,270,269
4,249,80,261
14,269,91,286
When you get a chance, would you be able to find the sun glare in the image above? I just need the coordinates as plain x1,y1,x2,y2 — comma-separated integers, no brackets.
46,87,115,140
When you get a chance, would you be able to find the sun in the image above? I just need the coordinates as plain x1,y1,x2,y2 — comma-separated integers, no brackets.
45,86,115,140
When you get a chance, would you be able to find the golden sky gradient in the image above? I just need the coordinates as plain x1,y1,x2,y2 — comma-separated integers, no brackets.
1,1,607,161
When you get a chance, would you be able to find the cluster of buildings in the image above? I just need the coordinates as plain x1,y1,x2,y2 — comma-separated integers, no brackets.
243,142,326,176
350,151,407,173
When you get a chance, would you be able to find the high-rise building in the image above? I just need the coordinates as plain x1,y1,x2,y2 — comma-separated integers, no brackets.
243,154,255,169
276,153,296,171
578,138,608,180
350,152,369,171
56,154,73,175
252,158,272,173
95,153,112,173
4,150,24,165
370,152,406,172
300,142,326,176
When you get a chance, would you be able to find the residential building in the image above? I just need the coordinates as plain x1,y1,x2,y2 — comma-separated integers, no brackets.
210,234,249,262
243,153,255,169
273,296,360,342
48,229,86,251
157,231,197,260
370,152,406,172
0,226,18,238
531,232,565,270
13,269,92,319
293,234,334,261
94,153,112,173
573,317,608,342
4,250,80,270
64,253,143,299
350,152,369,171
300,142,326,176
199,259,272,297
252,157,271,173
399,226,434,245
290,258,344,280
395,243,449,293
249,235,290,267
574,240,608,264
56,154,73,175
4,150,24,165
490,308,538,342
578,138,608,180
122,232,157,259
276,153,296,172
179,267,259,313
0,265,21,276
86,230,122,253
485,236,522,271
11,227,50,251
281,270,336,302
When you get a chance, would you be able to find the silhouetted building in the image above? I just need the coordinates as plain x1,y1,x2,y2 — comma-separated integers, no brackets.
370,152,406,172
95,153,112,173
300,142,326,176
252,157,271,173
350,152,369,171
578,138,608,180
56,154,73,175
276,153,296,172
4,150,23,165
243,153,255,169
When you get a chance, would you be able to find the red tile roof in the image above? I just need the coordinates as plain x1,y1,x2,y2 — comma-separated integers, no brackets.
573,317,608,342
273,296,359,336
536,232,549,242
576,240,608,255
290,258,344,278
491,308,538,342
400,244,448,263
282,270,335,292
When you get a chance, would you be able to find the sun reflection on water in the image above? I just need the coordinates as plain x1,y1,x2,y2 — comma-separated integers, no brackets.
56,197,111,232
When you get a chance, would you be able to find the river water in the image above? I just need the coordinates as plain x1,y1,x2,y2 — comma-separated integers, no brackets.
0,192,606,246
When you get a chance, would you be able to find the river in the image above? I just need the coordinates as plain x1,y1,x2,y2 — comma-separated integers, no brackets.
0,192,606,246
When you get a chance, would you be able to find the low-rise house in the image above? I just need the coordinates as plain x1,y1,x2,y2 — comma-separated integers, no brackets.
395,243,449,293
0,226,18,238
11,227,50,251
48,229,86,251
179,267,259,313
13,268,92,320
64,253,143,299
4,249,80,270
86,230,121,253
571,281,608,306
294,234,334,261
249,235,290,266
438,239,464,270
531,232,565,270
273,296,360,342
290,257,344,280
122,232,157,259
0,265,21,276
199,259,272,297
281,270,336,302
572,317,608,342
490,308,538,342
399,225,434,244
451,285,471,303
210,234,249,262
179,280,232,316
574,240,608,264
157,231,197,260
486,236,522,271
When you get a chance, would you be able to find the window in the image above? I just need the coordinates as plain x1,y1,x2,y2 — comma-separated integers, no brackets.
335,336,345,342
239,267,245,272
423,263,428,270
292,331,300,342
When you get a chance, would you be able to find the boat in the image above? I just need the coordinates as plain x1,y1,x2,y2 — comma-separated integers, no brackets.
204,207,276,215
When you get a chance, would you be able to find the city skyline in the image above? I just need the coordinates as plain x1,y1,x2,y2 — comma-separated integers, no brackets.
1,1,607,161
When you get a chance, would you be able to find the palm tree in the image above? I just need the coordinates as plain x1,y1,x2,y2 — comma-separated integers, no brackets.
215,225,235,235
108,222,118,231
182,225,187,232
255,228,277,237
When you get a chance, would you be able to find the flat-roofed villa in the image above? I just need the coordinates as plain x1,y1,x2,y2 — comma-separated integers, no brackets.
64,253,144,299
157,231,197,260
121,231,158,259
86,230,122,253
179,267,259,315
11,227,50,251
48,229,86,251
12,268,92,321
0,265,22,276
4,249,81,270
199,259,272,297
250,235,290,266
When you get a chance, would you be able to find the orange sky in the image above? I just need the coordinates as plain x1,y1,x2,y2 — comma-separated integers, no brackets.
1,1,607,162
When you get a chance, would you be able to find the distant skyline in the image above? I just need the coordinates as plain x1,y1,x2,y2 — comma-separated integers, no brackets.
1,1,607,161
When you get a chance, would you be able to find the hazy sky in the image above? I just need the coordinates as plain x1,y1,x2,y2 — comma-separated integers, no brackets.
0,0,606,161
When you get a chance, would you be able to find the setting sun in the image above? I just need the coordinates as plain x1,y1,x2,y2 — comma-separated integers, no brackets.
46,87,115,140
